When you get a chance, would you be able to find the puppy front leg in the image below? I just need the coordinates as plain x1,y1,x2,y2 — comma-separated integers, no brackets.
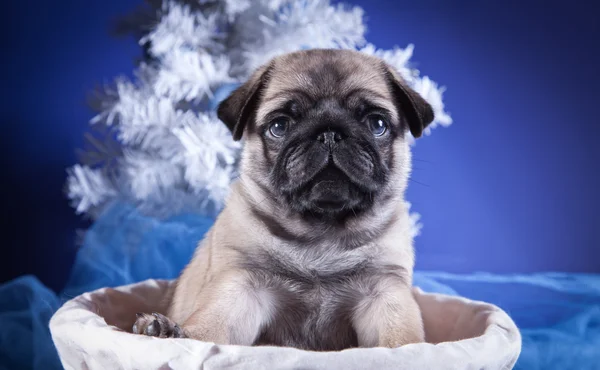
181,282,274,345
135,274,275,345
352,285,425,348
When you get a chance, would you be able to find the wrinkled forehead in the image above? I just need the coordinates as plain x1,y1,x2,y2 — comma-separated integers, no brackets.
257,51,396,121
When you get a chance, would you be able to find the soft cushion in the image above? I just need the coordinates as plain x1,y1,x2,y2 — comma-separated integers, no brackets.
49,279,521,370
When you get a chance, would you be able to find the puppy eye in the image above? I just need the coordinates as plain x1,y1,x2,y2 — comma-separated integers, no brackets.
367,115,388,137
268,118,289,138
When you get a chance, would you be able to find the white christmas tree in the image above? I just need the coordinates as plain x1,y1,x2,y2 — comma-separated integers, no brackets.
66,0,452,222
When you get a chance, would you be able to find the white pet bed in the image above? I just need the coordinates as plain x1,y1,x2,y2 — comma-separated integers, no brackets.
49,279,522,370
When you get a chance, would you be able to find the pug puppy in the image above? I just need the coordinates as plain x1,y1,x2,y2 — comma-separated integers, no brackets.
133,48,434,351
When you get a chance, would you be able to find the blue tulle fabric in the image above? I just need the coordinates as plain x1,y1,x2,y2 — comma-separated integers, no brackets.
1,201,599,369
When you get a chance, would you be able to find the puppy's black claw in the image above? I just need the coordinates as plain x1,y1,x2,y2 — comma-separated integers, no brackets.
132,312,186,338
145,319,160,336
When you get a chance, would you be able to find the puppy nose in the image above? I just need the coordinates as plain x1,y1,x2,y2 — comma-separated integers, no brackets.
317,131,343,148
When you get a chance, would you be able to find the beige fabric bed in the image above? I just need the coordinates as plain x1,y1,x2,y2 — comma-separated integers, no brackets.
49,279,522,370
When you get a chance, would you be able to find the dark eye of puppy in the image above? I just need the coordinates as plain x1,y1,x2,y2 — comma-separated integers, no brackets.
264,100,300,139
268,118,289,138
366,114,388,137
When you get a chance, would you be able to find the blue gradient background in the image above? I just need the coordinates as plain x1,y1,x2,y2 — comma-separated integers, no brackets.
2,0,599,292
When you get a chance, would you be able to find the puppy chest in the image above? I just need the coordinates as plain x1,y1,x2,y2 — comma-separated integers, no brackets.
255,279,360,351
244,250,404,350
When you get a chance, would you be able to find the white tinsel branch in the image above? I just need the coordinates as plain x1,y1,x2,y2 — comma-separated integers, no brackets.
141,1,224,57
360,43,417,83
66,165,117,215
171,112,241,193
406,201,424,239
92,79,183,159
222,0,252,20
122,150,183,200
153,50,234,102
241,0,366,71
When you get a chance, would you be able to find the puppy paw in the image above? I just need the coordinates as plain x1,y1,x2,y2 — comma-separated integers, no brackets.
132,312,186,338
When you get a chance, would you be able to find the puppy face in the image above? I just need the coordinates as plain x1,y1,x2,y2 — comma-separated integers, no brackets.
218,49,433,223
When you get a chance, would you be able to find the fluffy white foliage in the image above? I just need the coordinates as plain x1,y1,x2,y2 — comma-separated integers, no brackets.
154,51,232,101
223,0,252,20
66,0,452,221
140,2,223,57
405,201,424,239
67,165,117,215
171,112,240,193
360,43,417,82
239,0,366,71
123,151,183,200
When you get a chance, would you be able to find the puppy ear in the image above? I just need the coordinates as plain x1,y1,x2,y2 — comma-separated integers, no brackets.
384,66,434,138
217,64,273,141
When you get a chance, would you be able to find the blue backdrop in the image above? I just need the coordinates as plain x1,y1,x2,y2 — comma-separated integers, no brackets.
2,0,599,293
